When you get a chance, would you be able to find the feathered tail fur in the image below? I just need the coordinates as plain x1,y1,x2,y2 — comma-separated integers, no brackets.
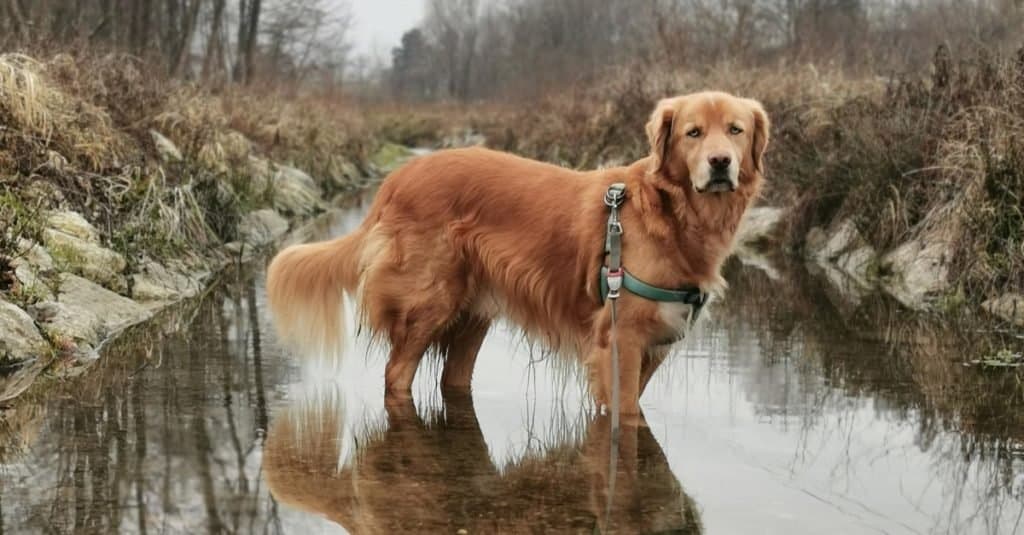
266,232,363,363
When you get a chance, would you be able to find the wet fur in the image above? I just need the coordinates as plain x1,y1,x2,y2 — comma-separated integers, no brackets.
266,91,770,413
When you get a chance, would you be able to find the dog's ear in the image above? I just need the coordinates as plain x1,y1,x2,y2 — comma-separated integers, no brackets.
645,97,681,174
745,99,770,173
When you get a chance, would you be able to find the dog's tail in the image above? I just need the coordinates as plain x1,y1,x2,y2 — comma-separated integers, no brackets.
266,232,363,364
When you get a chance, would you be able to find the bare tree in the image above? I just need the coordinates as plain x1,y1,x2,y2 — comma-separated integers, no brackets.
202,0,227,82
425,0,481,101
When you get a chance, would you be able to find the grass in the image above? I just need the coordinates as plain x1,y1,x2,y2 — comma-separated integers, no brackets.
0,51,378,299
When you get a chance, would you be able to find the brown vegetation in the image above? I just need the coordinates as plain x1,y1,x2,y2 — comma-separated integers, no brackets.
0,50,376,307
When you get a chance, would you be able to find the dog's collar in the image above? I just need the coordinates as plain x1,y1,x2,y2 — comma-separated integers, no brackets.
599,183,709,312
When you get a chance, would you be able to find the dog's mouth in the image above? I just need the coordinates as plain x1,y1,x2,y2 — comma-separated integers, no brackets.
697,177,736,193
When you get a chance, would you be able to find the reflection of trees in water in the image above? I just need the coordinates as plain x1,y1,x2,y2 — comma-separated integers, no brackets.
707,257,1024,530
7,271,288,534
263,387,703,534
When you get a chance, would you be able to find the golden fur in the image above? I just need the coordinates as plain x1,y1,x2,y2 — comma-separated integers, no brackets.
266,91,770,413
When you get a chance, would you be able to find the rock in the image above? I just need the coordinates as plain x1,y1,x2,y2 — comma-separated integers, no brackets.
0,355,46,404
10,239,57,301
151,130,183,162
44,228,127,293
0,299,48,404
0,300,48,360
239,209,289,246
805,218,879,290
370,142,414,174
131,261,203,302
879,198,961,310
272,164,323,217
879,236,952,310
29,300,101,346
46,210,99,242
31,274,150,347
981,294,1024,327
736,206,784,246
12,238,54,270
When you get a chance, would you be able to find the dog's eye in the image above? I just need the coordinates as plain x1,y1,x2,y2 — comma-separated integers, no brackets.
686,128,702,138
729,125,744,135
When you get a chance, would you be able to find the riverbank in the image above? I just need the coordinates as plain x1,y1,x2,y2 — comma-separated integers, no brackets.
0,52,418,405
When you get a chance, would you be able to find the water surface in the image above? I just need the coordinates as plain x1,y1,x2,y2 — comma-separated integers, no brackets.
2,192,1023,534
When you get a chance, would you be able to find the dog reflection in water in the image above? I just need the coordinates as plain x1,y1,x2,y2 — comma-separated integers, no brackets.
263,391,702,534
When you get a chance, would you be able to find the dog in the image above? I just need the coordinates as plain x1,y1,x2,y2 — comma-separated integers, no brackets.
266,91,769,414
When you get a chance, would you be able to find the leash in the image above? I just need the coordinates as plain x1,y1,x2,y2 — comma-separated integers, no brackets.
602,184,625,530
603,184,626,437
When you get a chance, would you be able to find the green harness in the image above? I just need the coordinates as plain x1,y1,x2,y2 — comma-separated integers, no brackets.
599,183,708,321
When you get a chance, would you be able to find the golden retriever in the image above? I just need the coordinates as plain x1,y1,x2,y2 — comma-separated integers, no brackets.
266,91,769,414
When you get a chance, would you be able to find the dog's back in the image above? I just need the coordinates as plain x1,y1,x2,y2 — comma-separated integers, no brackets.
267,147,611,373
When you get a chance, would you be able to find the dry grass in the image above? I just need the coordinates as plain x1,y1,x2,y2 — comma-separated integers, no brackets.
0,52,375,290
0,54,132,174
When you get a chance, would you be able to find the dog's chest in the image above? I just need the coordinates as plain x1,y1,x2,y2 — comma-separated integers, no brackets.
654,301,697,343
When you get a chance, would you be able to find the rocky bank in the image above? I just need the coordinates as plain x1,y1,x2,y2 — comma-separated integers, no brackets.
0,135,413,405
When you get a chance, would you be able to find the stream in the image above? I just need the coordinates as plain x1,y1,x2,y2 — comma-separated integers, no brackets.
1,190,1023,534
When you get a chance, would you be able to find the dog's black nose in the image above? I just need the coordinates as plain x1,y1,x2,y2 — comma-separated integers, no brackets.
708,154,731,170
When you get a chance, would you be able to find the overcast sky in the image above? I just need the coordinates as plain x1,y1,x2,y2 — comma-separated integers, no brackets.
349,0,426,62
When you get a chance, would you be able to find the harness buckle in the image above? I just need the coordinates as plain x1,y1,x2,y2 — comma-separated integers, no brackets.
606,268,623,299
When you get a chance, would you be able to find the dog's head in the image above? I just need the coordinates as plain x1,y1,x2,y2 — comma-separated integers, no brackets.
645,92,769,194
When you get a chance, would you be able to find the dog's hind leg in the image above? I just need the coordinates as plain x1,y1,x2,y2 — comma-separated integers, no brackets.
383,297,461,396
439,315,491,392
360,228,471,397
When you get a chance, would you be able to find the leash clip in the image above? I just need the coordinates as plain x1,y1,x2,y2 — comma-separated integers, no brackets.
604,183,626,208
607,220,623,236
606,268,623,299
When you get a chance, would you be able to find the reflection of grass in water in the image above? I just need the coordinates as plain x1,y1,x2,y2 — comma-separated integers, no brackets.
712,257,1024,530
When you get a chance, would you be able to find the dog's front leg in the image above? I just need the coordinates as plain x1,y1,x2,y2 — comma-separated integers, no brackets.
586,314,646,415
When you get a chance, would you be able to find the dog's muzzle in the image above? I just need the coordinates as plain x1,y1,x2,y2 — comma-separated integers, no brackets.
698,173,736,193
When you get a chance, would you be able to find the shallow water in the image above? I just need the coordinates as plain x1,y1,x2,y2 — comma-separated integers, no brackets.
2,192,1023,534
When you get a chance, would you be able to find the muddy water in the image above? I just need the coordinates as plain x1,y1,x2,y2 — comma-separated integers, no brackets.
2,192,1023,535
